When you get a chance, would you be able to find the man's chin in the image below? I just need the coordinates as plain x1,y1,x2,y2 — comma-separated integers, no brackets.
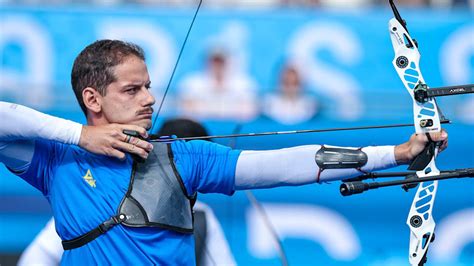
125,120,151,130
142,119,152,131
125,118,152,131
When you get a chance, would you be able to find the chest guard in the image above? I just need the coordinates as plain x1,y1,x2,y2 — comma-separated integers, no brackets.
62,142,195,250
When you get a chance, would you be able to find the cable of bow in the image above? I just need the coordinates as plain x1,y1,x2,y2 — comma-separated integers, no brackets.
228,124,289,266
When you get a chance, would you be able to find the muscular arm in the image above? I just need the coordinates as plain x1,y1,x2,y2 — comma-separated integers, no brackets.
234,145,396,190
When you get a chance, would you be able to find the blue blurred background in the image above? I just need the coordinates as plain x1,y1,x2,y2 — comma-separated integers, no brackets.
1,1,473,265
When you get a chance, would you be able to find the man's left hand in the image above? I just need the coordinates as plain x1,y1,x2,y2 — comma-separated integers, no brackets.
394,129,448,165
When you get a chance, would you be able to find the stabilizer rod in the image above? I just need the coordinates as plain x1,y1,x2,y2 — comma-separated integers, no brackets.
414,84,474,103
340,168,474,196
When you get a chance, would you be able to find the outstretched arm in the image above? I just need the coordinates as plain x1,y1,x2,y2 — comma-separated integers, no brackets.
234,131,448,190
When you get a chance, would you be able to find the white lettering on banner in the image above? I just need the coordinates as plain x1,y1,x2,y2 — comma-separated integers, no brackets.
288,22,363,120
0,16,52,107
440,24,474,124
431,208,474,262
246,203,360,260
97,20,176,104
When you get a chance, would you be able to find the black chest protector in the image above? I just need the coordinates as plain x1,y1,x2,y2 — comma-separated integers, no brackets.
62,142,195,250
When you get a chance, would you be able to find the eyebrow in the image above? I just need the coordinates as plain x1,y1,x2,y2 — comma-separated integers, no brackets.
122,80,151,88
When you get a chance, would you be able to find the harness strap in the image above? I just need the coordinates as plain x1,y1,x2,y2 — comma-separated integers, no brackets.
193,210,207,265
62,214,127,250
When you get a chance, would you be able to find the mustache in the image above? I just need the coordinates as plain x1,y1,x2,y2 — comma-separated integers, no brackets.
136,108,154,115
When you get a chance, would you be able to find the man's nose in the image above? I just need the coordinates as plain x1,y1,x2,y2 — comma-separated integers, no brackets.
142,87,156,106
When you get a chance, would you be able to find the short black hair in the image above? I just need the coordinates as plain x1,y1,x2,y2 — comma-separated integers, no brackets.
71,40,145,115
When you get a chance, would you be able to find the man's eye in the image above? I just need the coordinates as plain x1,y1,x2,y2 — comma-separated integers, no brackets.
126,88,138,94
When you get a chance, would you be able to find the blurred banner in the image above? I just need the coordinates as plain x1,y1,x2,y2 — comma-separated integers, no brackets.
1,5,473,266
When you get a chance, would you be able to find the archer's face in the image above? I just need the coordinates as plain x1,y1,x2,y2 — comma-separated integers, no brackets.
100,55,155,129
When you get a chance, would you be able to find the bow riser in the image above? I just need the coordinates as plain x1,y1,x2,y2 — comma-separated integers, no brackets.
389,18,442,135
389,17,441,266
389,18,441,177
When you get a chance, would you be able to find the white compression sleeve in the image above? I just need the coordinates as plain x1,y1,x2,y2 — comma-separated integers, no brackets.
0,101,82,172
0,101,82,144
234,145,397,190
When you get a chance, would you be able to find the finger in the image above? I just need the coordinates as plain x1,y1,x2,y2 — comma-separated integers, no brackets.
117,130,141,145
114,141,149,159
126,143,149,159
439,139,448,152
429,130,448,142
118,133,153,152
441,129,448,140
108,149,127,161
118,131,134,146
131,137,153,152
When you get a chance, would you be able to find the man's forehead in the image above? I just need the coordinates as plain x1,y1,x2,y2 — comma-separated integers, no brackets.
111,57,149,81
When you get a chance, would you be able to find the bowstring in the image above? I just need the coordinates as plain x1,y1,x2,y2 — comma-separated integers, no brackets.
150,0,203,133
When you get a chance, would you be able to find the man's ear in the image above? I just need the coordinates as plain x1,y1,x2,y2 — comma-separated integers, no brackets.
82,87,102,114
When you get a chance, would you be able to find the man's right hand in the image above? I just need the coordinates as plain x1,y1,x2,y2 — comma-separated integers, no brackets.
78,124,153,160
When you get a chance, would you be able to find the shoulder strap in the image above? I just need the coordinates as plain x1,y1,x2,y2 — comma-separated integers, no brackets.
61,214,127,250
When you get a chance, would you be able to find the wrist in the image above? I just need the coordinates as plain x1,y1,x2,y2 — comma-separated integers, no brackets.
78,125,88,148
394,142,412,165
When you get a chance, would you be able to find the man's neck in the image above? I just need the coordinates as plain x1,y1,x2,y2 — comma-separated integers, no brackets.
86,113,108,126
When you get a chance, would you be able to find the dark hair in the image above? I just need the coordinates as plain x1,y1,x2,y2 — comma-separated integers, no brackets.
71,40,145,115
158,118,209,139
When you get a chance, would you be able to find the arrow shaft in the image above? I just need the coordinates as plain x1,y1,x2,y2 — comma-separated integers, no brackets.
149,120,450,142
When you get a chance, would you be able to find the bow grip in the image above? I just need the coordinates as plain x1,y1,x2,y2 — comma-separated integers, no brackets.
408,133,440,171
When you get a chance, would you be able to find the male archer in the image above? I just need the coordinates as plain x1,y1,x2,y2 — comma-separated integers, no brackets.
0,39,448,264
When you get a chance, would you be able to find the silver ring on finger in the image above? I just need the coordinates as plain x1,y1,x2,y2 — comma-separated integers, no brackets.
134,138,140,145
